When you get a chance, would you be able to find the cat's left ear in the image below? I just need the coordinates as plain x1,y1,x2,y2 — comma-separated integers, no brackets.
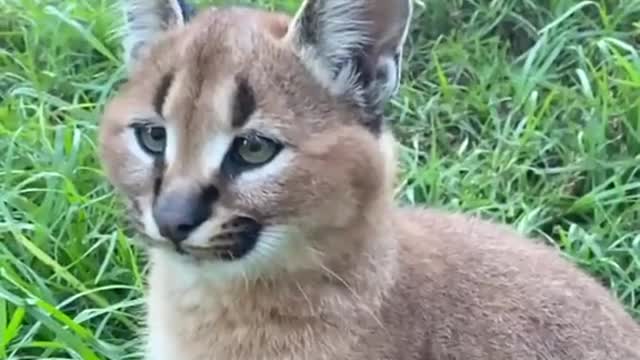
286,0,413,117
121,0,196,70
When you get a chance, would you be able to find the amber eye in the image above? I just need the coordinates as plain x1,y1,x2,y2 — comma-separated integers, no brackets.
232,135,282,166
133,124,166,155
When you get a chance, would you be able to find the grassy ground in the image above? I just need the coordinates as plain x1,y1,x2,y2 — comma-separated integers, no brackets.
1,0,639,358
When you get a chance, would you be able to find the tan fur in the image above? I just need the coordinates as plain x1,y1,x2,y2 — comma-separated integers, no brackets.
99,2,640,359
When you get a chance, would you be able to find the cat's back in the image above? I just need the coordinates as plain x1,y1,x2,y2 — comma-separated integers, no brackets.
381,206,640,359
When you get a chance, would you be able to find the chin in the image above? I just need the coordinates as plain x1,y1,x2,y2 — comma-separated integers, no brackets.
143,223,318,286
176,216,263,262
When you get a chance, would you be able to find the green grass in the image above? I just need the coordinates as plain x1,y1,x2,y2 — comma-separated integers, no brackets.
1,0,639,358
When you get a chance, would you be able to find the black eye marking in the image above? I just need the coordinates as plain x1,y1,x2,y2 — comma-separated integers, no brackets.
153,73,174,116
231,76,256,129
152,158,165,201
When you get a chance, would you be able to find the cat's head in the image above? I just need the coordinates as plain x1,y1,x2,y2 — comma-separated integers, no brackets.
99,0,413,281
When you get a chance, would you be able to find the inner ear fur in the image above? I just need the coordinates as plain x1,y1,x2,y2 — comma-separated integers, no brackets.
286,0,413,119
121,0,196,71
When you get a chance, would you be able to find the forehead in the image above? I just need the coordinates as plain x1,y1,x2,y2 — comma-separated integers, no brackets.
121,7,347,136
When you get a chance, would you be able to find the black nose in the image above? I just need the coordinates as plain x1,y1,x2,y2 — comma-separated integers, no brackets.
152,185,218,244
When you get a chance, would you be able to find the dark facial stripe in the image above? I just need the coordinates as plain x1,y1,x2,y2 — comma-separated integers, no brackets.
152,156,166,204
231,76,256,128
153,73,174,116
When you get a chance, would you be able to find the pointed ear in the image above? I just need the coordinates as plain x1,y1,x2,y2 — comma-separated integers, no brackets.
121,0,196,70
286,0,413,113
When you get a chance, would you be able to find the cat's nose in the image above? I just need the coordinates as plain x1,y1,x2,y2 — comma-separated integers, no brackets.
152,185,218,244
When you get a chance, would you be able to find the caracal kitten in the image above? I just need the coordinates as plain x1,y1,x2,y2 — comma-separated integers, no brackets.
98,0,640,359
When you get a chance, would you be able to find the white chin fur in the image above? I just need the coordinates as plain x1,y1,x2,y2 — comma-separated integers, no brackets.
151,224,317,289
140,196,164,241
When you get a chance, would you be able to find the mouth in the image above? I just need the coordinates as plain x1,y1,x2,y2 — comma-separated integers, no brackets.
182,216,262,261
127,197,263,261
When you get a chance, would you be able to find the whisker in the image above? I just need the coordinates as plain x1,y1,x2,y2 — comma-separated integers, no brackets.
240,263,250,291
317,261,385,329
207,241,240,248
296,281,315,315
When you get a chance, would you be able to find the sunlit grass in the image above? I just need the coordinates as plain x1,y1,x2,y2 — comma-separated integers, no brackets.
1,0,639,358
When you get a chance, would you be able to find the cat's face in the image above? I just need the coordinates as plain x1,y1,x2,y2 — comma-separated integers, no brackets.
98,0,412,280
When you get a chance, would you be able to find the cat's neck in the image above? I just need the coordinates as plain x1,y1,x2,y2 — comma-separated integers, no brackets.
147,209,397,317
145,209,397,359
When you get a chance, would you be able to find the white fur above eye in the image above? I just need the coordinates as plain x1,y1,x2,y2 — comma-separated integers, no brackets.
202,133,235,175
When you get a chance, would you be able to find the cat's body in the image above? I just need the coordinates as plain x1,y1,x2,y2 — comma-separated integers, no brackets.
99,1,640,359
146,207,640,360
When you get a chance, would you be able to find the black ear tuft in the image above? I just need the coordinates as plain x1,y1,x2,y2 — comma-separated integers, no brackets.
176,0,196,22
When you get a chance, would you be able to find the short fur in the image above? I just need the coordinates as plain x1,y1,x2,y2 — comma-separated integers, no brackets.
99,1,640,359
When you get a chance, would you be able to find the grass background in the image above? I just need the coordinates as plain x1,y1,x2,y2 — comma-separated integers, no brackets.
1,0,639,358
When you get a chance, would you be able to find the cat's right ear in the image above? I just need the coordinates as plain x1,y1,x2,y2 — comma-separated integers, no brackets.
121,0,196,71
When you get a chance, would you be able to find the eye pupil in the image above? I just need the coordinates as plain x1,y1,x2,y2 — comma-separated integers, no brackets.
149,127,165,141
247,141,262,152
133,124,166,155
